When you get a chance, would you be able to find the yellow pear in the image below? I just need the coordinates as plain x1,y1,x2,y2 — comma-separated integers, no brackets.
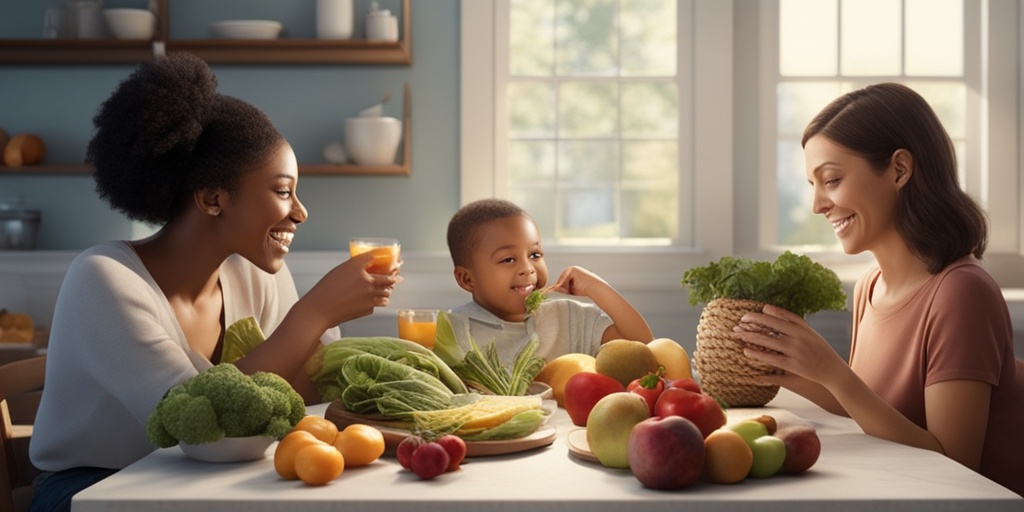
646,338,692,381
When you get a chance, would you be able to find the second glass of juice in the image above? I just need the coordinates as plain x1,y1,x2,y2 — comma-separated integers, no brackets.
349,237,400,274
397,309,438,348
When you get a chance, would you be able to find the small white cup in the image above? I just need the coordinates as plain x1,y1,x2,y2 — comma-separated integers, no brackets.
316,0,353,39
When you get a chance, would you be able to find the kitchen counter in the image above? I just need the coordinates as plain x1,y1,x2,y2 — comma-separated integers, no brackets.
72,388,1021,511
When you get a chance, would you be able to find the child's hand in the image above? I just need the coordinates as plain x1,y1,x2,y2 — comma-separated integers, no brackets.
547,266,610,299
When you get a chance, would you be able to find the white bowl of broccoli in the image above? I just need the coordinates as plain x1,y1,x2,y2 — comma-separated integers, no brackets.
146,363,307,462
180,435,275,463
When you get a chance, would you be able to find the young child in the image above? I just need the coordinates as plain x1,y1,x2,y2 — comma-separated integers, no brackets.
445,198,653,363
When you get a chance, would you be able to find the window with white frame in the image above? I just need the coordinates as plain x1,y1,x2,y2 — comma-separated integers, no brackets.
493,0,690,247
766,0,974,249
464,1,1021,282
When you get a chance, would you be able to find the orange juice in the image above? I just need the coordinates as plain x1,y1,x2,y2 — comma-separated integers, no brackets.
397,309,438,348
349,238,400,274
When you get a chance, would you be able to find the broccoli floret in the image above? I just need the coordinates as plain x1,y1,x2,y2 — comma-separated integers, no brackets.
146,363,306,447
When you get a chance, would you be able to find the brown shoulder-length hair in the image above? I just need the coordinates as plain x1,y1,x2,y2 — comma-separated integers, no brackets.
801,82,987,273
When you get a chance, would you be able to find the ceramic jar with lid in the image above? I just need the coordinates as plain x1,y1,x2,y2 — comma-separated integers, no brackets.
365,1,397,41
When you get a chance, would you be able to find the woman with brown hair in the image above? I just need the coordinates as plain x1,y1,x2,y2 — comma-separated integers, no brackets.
734,83,1023,496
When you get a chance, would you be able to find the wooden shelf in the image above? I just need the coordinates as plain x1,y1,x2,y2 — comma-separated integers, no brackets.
0,0,411,65
0,39,155,64
0,1,413,176
2,84,411,177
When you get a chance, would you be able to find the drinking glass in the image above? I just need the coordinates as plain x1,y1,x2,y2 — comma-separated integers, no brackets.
397,309,438,348
348,237,400,274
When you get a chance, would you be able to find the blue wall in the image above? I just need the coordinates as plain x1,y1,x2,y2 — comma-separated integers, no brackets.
0,0,459,251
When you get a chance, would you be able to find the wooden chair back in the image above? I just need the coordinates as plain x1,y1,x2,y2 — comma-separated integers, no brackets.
0,355,46,512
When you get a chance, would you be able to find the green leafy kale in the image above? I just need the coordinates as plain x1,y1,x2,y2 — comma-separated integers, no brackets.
680,251,847,317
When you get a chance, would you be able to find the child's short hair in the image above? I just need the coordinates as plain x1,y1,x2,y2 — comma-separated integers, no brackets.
447,198,530,267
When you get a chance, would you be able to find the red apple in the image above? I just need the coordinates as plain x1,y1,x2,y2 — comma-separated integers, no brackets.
776,426,821,474
564,371,626,426
653,388,726,438
627,416,705,490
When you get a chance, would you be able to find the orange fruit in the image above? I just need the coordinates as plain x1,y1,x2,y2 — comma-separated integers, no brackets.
534,353,596,407
704,428,754,484
332,424,386,467
291,415,340,444
294,443,345,485
274,430,321,480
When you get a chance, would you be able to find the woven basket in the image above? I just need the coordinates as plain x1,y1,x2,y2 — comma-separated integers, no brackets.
693,298,782,407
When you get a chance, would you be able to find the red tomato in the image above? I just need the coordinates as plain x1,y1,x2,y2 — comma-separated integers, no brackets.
627,372,666,416
653,387,726,438
667,377,701,394
563,372,625,426
410,442,450,480
396,435,424,469
436,434,467,472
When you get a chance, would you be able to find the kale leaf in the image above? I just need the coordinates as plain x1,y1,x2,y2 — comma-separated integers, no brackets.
681,251,847,317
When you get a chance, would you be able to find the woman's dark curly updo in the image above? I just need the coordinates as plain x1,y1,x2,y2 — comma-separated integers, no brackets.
88,52,284,225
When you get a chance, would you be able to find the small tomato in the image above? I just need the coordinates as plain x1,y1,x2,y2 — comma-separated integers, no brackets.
436,434,467,472
627,369,666,416
410,442,451,480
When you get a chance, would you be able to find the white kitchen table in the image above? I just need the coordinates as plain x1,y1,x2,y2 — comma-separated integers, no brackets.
73,388,1022,512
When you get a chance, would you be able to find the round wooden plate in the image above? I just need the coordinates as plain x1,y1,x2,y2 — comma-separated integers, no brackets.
565,427,599,464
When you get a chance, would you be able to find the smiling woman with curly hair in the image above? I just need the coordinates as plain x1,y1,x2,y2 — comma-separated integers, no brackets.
27,53,401,512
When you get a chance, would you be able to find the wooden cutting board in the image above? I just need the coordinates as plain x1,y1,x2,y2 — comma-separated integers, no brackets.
324,400,557,457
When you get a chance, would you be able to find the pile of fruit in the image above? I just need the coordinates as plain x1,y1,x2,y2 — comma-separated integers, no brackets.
537,338,821,490
273,416,386,486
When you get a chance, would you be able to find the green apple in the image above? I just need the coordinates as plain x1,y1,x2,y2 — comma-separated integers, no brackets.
586,392,650,468
748,435,786,478
726,420,769,447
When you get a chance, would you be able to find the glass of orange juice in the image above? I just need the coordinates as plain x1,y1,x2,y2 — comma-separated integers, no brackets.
397,309,438,348
349,237,400,274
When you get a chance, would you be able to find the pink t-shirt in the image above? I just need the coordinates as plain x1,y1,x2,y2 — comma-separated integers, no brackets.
851,256,1024,496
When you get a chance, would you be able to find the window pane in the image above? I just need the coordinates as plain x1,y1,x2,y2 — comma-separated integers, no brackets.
508,82,556,138
840,0,901,76
621,81,678,137
555,0,618,76
620,0,677,77
623,140,678,239
510,188,558,239
779,0,837,76
905,0,963,76
776,141,838,247
622,189,676,239
776,81,843,138
559,189,618,238
622,141,677,184
559,141,619,184
559,81,618,137
508,140,556,183
509,0,555,76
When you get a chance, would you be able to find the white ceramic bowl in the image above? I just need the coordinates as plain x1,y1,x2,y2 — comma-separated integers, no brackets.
209,20,283,40
103,8,156,40
344,116,402,166
179,436,274,463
